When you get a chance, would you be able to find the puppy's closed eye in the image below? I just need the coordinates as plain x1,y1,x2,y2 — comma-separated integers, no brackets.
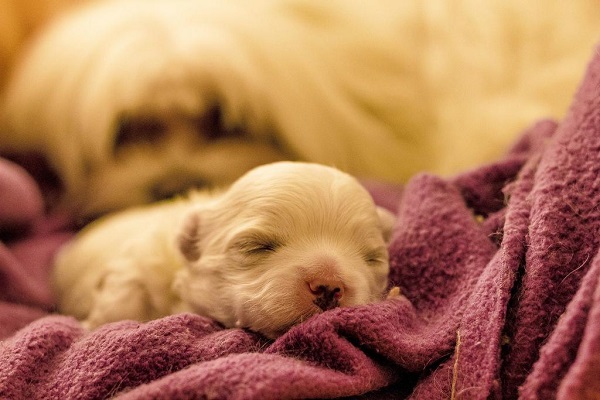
363,247,387,265
232,234,282,257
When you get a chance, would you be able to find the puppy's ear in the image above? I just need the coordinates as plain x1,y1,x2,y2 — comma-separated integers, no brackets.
376,206,396,243
178,212,203,262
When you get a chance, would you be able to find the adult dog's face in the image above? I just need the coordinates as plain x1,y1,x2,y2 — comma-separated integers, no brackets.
0,0,302,222
79,107,289,220
175,162,394,338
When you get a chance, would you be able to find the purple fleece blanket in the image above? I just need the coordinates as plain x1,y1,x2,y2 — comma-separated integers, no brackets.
2,48,600,400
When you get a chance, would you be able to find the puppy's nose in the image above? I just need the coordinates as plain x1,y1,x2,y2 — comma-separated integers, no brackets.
308,279,344,311
150,176,208,201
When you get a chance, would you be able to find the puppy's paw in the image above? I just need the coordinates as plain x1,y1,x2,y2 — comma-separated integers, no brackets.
386,286,401,299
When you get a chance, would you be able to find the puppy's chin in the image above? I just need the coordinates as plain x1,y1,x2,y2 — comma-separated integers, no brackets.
231,274,321,339
68,139,289,222
237,293,320,340
176,258,320,339
230,256,387,338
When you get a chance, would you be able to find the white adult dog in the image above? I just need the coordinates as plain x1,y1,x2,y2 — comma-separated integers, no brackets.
52,162,396,338
1,0,598,219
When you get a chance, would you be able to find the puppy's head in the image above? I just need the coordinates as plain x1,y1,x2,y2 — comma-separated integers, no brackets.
174,162,395,338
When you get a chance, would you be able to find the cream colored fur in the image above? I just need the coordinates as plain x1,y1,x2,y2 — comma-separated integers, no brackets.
52,162,395,338
0,0,82,91
1,0,599,218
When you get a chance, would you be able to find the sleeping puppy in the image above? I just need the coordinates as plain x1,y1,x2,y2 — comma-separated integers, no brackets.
4,0,598,220
52,162,396,338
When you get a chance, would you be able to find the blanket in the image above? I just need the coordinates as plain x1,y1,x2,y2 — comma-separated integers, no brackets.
2,48,600,400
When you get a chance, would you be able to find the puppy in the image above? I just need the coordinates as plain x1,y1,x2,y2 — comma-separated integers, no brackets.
52,162,396,338
3,0,598,220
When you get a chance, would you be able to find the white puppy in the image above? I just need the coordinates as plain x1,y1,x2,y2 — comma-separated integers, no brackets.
52,162,396,338
3,0,598,220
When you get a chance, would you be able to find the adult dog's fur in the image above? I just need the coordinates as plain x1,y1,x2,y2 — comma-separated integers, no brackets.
1,0,599,219
0,0,81,91
52,162,396,338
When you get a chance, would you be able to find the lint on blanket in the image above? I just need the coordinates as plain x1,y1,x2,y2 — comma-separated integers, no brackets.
2,46,600,399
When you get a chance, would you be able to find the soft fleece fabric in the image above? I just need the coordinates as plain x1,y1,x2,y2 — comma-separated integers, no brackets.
2,45,600,400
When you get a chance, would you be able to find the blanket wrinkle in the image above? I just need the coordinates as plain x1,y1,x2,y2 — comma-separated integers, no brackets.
0,157,72,316
557,259,600,400
118,352,394,400
0,157,44,230
386,172,500,378
405,138,544,399
520,247,600,399
499,44,600,400
452,119,558,219
0,243,51,307
268,296,420,371
0,301,47,339
1,44,600,400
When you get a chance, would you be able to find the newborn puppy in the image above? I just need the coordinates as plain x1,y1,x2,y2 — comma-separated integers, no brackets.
52,162,396,338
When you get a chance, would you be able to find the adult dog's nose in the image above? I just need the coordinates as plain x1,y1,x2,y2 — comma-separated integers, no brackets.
308,279,345,311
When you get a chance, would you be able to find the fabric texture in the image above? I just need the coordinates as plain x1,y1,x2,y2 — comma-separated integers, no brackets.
1,45,600,400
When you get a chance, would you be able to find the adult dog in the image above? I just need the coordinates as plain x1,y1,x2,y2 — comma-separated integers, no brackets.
1,0,598,219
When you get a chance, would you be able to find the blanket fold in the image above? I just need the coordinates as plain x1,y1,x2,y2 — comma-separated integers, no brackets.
2,45,600,400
